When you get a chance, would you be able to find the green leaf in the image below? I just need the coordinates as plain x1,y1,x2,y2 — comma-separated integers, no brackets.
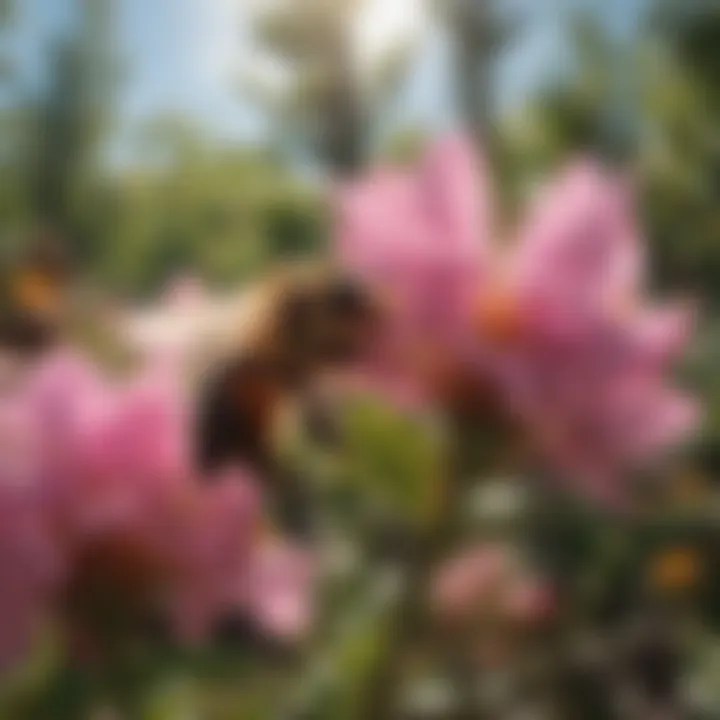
340,395,444,527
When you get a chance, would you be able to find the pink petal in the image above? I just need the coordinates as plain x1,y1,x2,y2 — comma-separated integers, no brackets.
631,302,696,369
246,542,314,641
513,161,642,315
419,134,493,263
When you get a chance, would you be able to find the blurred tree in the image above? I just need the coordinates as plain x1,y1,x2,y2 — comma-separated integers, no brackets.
496,3,720,302
653,0,720,114
434,0,516,146
433,0,523,227
0,0,13,84
498,14,638,206
0,0,25,244
99,127,326,295
639,1,720,302
244,0,415,175
23,0,120,267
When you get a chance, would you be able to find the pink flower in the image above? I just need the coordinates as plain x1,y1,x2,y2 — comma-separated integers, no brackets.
0,482,61,672
245,541,315,642
432,544,553,627
335,137,492,398
475,164,698,503
0,351,312,672
336,136,698,502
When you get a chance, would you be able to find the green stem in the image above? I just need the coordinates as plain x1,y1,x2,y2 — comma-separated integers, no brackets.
358,443,467,719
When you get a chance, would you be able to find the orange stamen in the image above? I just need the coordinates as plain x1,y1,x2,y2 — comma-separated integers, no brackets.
474,284,523,346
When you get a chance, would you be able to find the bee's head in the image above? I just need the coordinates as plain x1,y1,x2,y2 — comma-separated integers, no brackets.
272,268,380,379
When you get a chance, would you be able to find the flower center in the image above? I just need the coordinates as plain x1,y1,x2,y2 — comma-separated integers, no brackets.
474,284,523,346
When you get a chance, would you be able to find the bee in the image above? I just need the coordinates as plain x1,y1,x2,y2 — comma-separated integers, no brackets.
188,263,379,533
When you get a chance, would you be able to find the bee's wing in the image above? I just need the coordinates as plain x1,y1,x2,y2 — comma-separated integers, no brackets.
121,284,269,376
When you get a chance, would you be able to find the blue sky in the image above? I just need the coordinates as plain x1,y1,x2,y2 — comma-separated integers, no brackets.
10,0,646,152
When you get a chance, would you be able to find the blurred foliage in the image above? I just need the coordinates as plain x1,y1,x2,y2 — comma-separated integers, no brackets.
639,3,720,304
278,389,445,533
96,126,328,295
0,2,328,297
0,0,119,265
434,0,518,145
496,4,720,306
0,0,717,302
244,0,415,174
339,394,444,528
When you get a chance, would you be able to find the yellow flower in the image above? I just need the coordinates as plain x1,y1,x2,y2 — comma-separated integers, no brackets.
649,547,703,593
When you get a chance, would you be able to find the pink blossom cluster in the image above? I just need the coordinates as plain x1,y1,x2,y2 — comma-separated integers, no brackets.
0,352,312,673
337,136,698,503
432,543,554,628
431,543,555,668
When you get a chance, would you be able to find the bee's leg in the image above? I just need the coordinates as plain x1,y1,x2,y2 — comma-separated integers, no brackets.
195,356,274,475
195,357,316,541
